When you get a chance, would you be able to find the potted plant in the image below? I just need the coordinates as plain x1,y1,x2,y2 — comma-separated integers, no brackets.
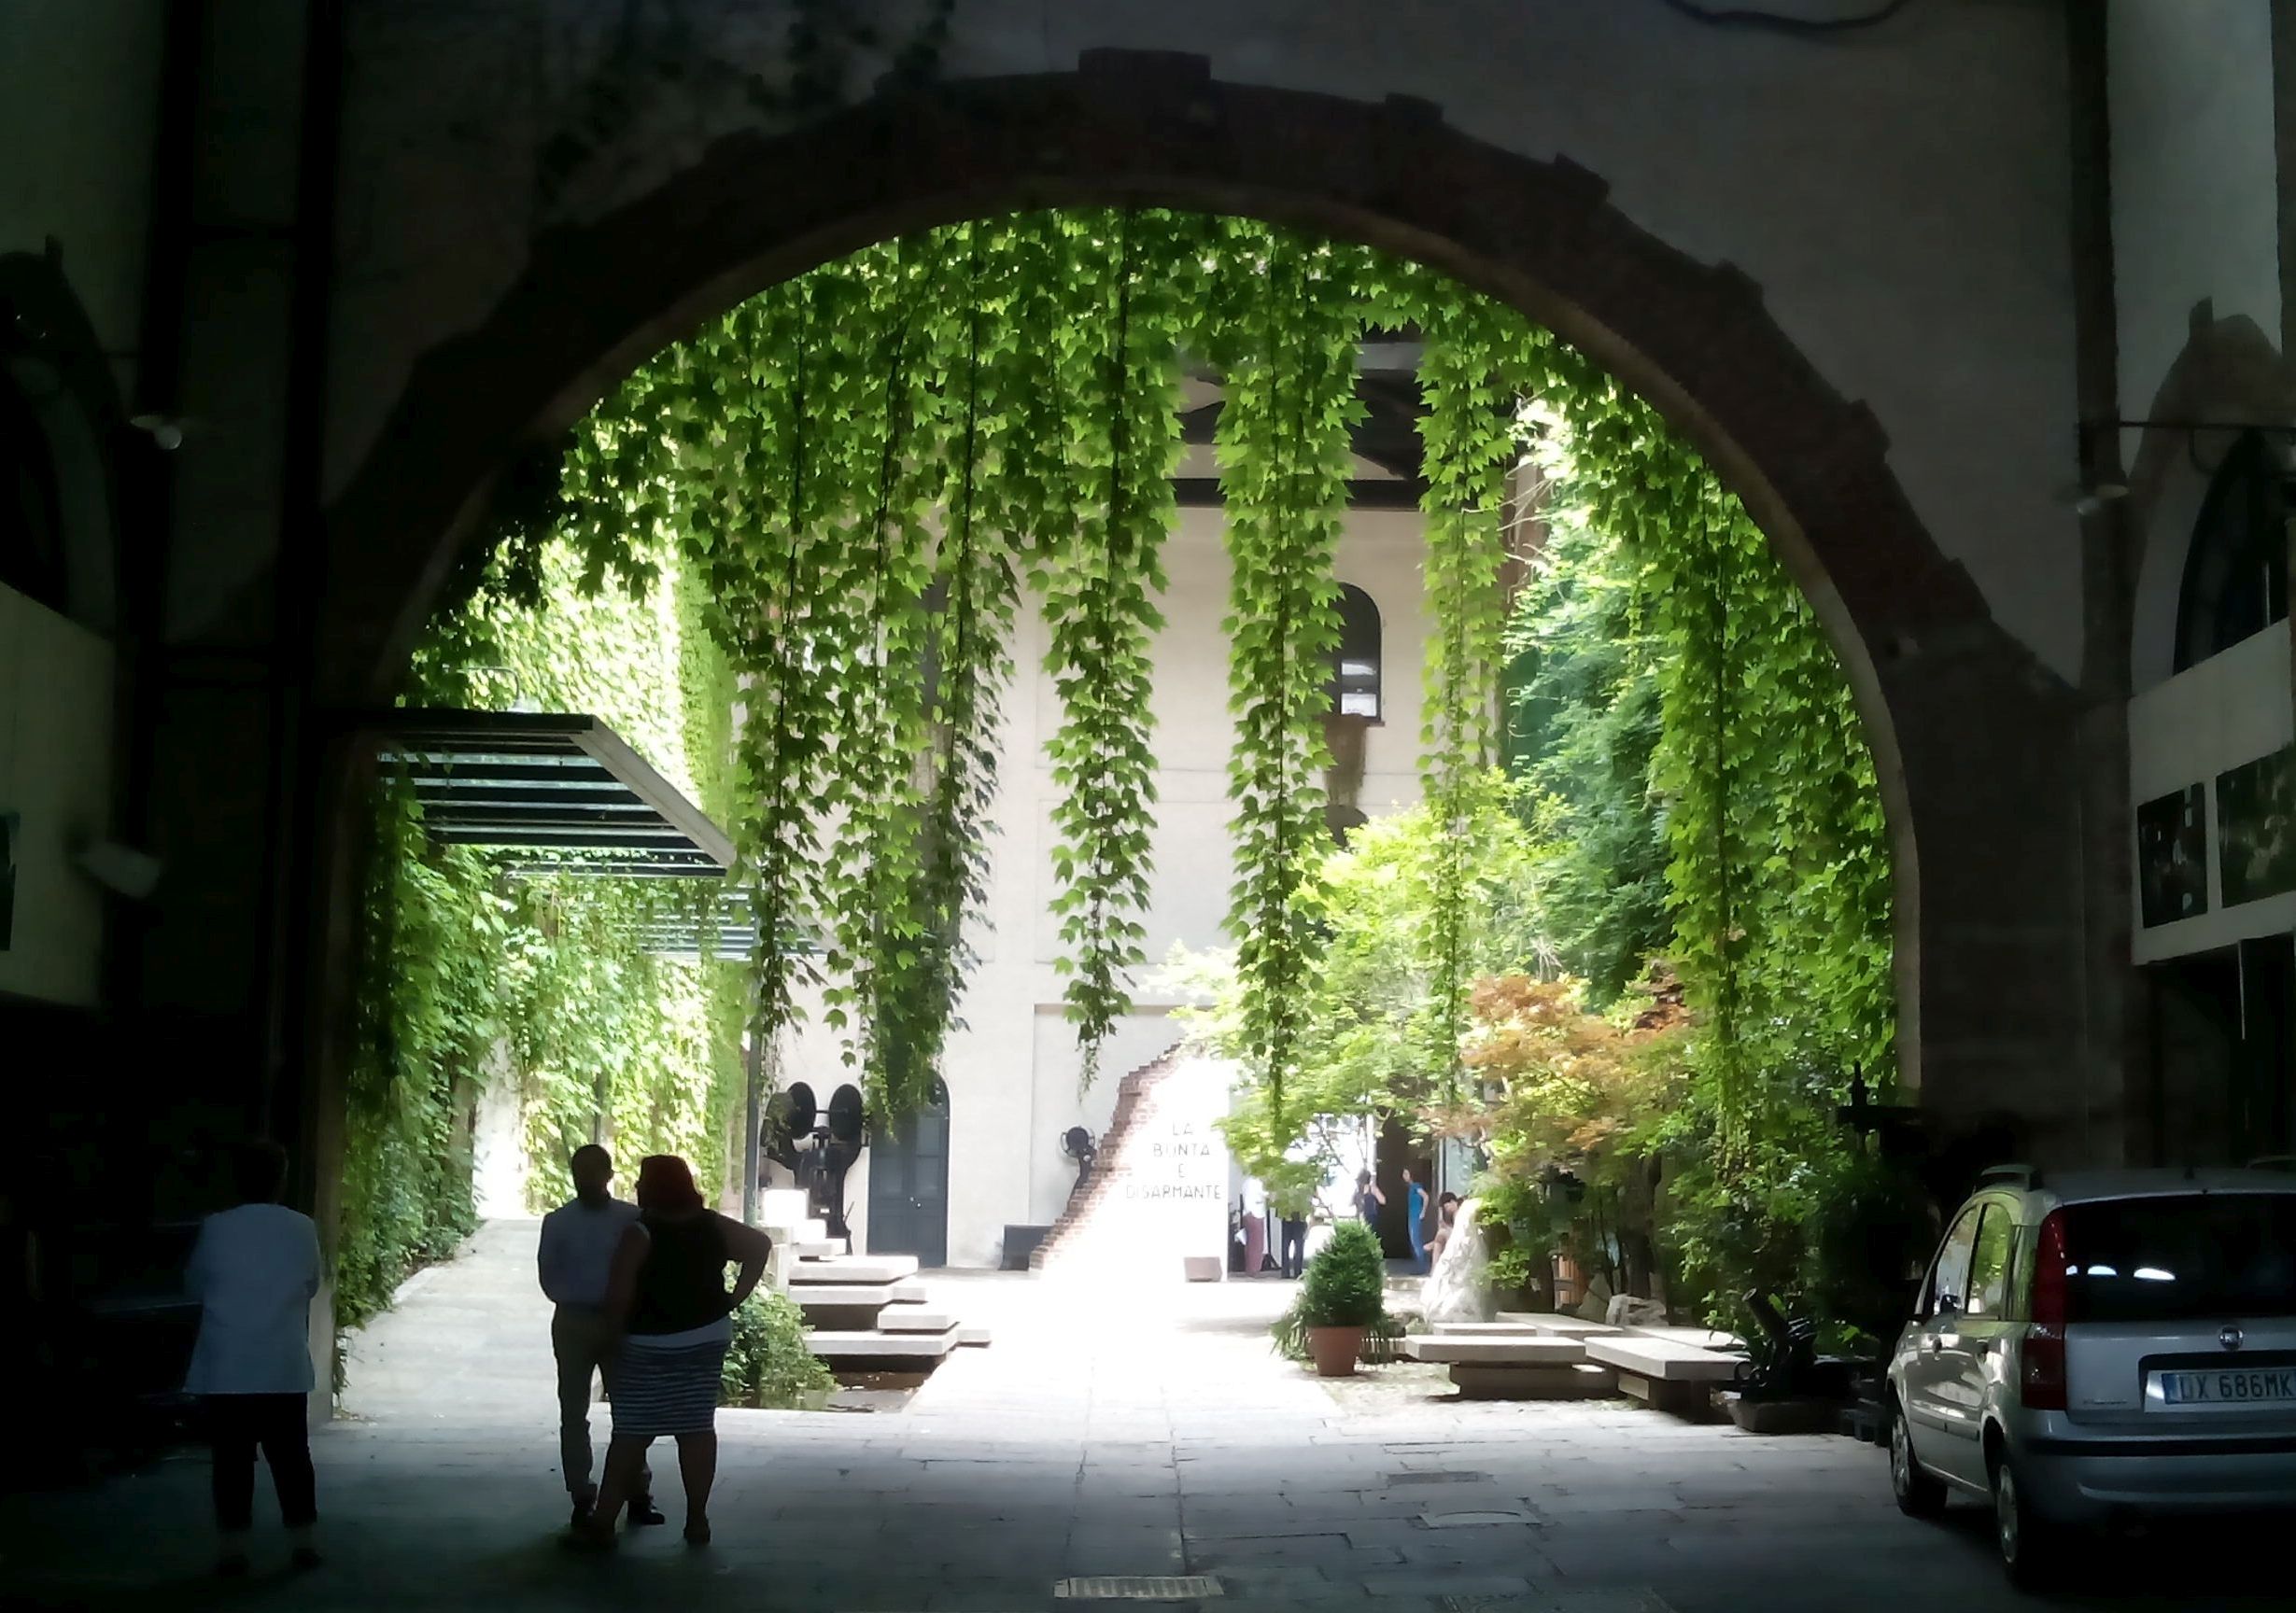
1297,1221,1387,1376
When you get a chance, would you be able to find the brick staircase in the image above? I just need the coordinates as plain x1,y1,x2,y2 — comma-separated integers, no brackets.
1029,1041,1187,1273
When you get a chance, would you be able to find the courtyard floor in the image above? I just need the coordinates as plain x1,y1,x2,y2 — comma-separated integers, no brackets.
2,1220,2284,1612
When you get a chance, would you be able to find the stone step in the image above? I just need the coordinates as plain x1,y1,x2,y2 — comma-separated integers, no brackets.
878,1308,957,1335
788,1253,920,1285
803,1328,959,1362
790,1238,842,1260
888,1278,928,1304
789,1283,900,1311
955,1324,993,1347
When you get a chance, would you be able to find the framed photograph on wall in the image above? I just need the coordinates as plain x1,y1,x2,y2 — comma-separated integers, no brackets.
2135,784,2206,928
2218,745,2296,907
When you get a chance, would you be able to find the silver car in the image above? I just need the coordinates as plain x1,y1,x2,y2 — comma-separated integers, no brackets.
1886,1165,2296,1586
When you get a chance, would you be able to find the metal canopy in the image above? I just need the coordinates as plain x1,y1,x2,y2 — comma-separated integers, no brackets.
374,708,735,877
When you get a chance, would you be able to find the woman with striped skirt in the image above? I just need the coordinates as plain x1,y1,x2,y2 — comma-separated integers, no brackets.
579,1155,772,1547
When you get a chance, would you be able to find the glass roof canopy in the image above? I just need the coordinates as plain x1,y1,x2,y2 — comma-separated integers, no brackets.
374,708,734,877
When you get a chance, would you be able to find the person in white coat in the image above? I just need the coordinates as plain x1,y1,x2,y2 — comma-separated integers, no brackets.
184,1140,323,1577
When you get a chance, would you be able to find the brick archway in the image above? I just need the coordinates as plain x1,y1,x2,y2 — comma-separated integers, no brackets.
318,50,2099,1131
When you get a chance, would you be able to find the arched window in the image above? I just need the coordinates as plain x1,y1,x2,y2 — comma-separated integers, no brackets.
1328,583,1382,719
2175,431,2289,673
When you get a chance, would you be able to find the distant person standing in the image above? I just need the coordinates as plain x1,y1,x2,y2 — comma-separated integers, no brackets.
184,1140,323,1578
1404,1168,1430,1272
539,1144,662,1531
1353,1169,1386,1237
1277,1198,1309,1280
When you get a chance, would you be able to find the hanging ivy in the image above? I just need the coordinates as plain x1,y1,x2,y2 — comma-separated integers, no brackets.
1205,222,1365,1123
1409,292,1537,1101
1035,209,1191,1085
534,206,1892,1155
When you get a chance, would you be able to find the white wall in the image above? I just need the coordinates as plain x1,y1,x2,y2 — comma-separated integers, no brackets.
2129,624,2294,963
778,507,1430,1266
2109,0,2282,423
0,585,114,1005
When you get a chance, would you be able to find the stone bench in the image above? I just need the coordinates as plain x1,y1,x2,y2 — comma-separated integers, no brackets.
1494,1311,1624,1337
1625,1325,1738,1352
1403,1334,1615,1400
1583,1336,1744,1418
1407,1336,1586,1366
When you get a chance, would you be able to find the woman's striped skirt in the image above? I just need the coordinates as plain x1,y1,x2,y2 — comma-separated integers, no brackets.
612,1324,728,1439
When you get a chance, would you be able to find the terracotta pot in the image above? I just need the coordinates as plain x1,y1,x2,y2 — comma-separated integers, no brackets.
1306,1325,1365,1377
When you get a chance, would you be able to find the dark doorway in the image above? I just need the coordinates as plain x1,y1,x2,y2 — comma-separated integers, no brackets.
867,1078,951,1268
1373,1116,1432,1263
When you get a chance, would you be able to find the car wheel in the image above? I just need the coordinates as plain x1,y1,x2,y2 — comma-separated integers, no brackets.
1890,1404,1947,1520
1991,1455,2064,1590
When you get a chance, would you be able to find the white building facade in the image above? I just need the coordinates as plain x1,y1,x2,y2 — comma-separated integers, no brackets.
779,494,1433,1270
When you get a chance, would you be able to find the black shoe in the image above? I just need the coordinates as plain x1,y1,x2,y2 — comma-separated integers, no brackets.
627,1498,668,1527
570,1497,595,1532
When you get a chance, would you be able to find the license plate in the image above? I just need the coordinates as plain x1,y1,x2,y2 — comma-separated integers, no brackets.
2152,1368,2296,1409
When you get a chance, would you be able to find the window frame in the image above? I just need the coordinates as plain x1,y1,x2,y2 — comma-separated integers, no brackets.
2173,430,2289,673
1326,582,1383,722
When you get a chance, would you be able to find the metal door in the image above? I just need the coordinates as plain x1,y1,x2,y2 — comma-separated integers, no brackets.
866,1078,950,1268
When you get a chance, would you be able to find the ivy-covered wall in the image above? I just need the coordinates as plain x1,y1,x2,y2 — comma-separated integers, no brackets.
336,539,744,1331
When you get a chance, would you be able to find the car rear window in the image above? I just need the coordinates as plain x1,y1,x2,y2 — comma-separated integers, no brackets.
2062,1194,2296,1324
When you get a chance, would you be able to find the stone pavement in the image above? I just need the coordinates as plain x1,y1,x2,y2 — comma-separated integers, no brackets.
1,1221,2282,1612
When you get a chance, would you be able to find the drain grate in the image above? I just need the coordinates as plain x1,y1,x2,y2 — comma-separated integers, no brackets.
1387,1470,1491,1485
1055,1577,1224,1600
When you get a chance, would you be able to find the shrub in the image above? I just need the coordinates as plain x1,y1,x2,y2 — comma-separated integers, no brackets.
1299,1221,1387,1328
720,1291,837,1409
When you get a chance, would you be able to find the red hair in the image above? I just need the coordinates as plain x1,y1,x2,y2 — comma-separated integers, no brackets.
634,1154,705,1213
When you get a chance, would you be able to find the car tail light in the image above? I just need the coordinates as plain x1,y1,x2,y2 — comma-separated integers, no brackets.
2021,1209,2068,1411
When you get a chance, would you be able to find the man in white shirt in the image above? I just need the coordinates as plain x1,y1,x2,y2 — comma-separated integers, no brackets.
538,1144,661,1528
184,1140,324,1578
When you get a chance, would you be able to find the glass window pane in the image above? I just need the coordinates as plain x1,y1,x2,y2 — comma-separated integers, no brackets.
1928,1206,1981,1314
2062,1194,2296,1323
1966,1205,2016,1317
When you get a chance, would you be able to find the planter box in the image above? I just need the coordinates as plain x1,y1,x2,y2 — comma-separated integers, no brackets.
1182,1255,1221,1283
1723,1393,1843,1436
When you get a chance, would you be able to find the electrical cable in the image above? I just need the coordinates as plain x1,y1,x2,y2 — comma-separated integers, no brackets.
1657,0,1911,36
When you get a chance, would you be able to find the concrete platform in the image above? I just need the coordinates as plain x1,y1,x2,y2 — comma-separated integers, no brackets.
1496,1311,1624,1336
802,1328,960,1362
788,1253,921,1284
1450,1361,1619,1400
1583,1337,1745,1381
788,1282,906,1310
1404,1335,1587,1366
879,1308,957,1334
1432,1320,1591,1338
1627,1325,1740,1352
